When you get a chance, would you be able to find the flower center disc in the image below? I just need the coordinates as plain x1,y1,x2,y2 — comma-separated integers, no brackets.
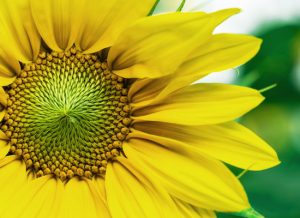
1,48,131,180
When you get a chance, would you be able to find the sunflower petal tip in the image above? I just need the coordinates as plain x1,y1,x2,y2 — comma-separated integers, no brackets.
251,90,265,107
272,157,281,167
251,159,281,171
208,8,242,30
252,143,281,171
259,96,266,104
217,8,242,16
252,37,263,51
257,37,263,44
232,207,265,218
230,7,242,14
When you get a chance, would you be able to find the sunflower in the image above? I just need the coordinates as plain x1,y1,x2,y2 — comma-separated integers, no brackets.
0,0,279,217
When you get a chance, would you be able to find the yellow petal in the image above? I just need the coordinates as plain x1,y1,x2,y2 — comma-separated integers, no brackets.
58,178,104,218
132,121,280,171
31,0,84,51
0,47,20,77
87,178,111,218
32,178,64,218
128,76,172,104
0,159,28,210
0,141,9,160
0,130,8,140
128,78,159,103
0,76,16,86
106,158,180,218
123,138,250,212
193,208,216,218
75,0,156,53
0,140,7,149
0,87,7,106
109,9,240,78
0,155,18,167
2,175,64,218
0,110,5,122
173,198,216,218
90,178,112,218
0,0,40,62
133,83,264,125
92,178,107,202
155,34,262,101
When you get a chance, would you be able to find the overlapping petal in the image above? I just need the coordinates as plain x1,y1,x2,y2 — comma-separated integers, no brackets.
2,174,64,218
30,0,84,51
31,0,156,53
133,83,264,125
55,178,107,218
131,121,279,170
0,0,40,62
173,198,216,218
129,34,262,107
0,47,20,78
123,139,250,212
0,158,29,215
77,0,156,53
87,178,111,218
153,33,262,102
109,9,240,78
106,157,180,218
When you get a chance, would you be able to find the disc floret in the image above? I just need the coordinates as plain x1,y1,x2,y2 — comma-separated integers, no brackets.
0,48,131,180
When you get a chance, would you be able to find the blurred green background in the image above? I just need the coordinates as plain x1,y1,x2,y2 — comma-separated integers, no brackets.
213,10,300,218
220,21,300,218
156,1,300,217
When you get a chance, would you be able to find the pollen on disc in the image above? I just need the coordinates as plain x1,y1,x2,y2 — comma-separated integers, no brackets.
0,47,131,181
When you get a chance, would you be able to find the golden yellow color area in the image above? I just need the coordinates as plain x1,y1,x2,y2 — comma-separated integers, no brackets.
0,0,279,217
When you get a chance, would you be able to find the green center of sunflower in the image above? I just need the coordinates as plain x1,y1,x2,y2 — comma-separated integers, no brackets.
0,48,131,180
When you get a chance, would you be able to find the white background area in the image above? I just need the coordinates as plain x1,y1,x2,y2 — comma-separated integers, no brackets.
155,0,300,83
